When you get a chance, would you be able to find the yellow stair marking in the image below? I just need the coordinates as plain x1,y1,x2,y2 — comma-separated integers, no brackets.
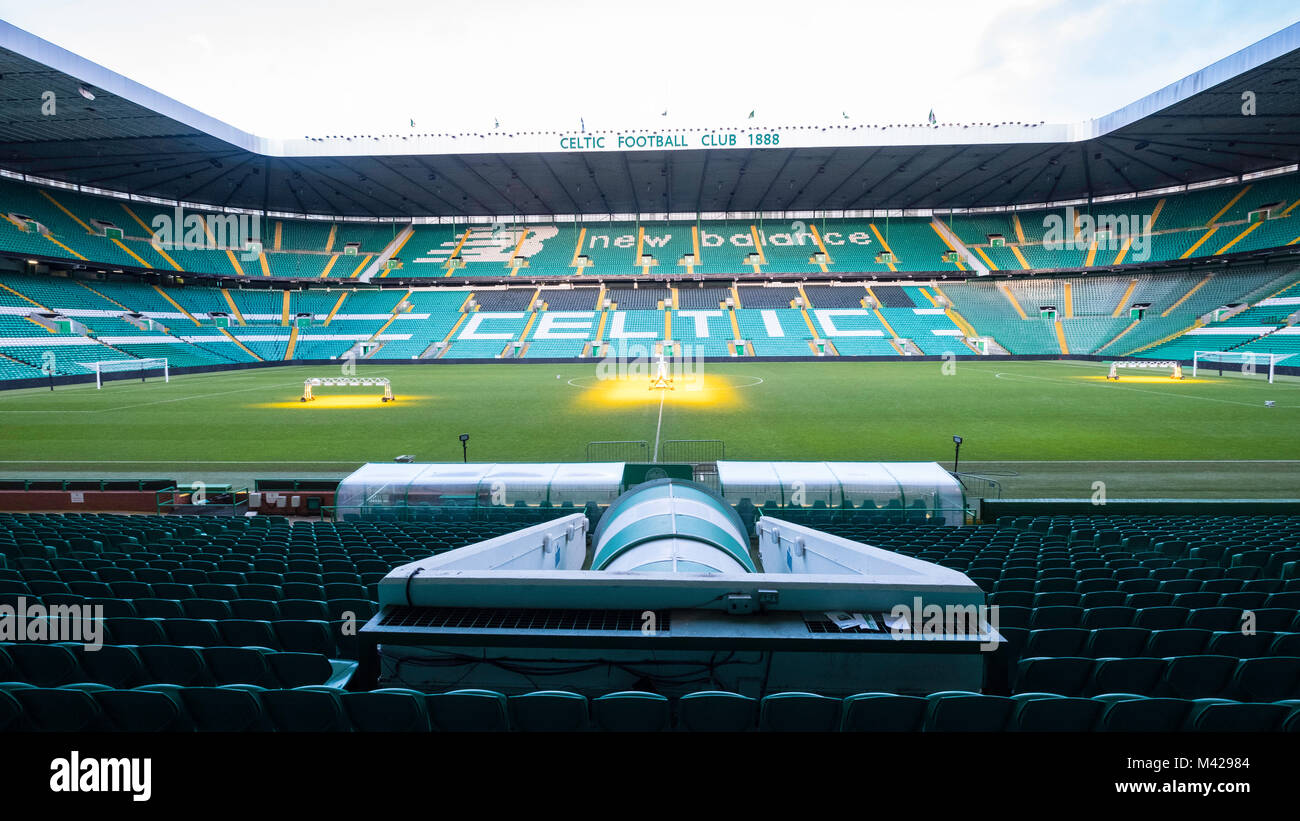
799,304,821,339
1125,319,1203,356
809,224,833,266
728,307,741,341
1054,319,1069,354
319,254,339,278
692,225,701,265
999,284,1029,319
120,206,183,269
273,221,283,251
671,287,679,309
1179,227,1218,259
517,310,540,353
44,235,86,260
324,224,336,253
153,286,201,325
918,287,939,307
868,224,897,272
380,229,416,278
148,238,184,271
120,204,155,235
730,284,742,309
111,238,150,267
195,217,245,276
1112,279,1138,318
369,312,400,340
635,226,645,268
1097,319,1139,353
1112,236,1133,265
77,282,132,313
25,316,55,333
347,254,371,278
1012,214,1027,244
218,327,261,360
281,290,291,326
973,245,998,270
38,190,94,234
664,309,672,340
1063,281,1073,318
928,283,981,339
594,307,609,343
1212,220,1262,255
1161,274,1212,317
525,288,542,311
221,289,247,325
872,305,897,338
259,252,271,276
569,227,587,268
284,326,299,360
1148,198,1166,231
749,225,767,264
1009,245,1031,269
323,292,348,326
1278,197,1300,217
1083,238,1098,268
928,222,965,270
1207,185,1250,225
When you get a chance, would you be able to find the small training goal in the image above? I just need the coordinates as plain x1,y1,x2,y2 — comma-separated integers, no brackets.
301,377,394,402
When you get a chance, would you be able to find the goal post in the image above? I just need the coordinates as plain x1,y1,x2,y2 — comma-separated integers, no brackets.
1193,350,1287,383
82,358,169,389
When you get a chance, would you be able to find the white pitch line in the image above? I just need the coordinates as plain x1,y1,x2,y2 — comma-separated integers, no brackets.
0,381,306,413
652,390,666,462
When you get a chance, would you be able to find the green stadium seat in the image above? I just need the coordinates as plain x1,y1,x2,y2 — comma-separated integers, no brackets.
1232,657,1300,702
343,689,430,732
1088,657,1164,696
94,689,185,732
13,687,102,731
923,692,1014,732
508,691,590,732
1015,657,1092,696
840,693,927,732
1183,699,1289,732
1095,694,1189,732
677,691,757,732
1010,693,1102,731
7,643,80,687
261,687,349,732
592,691,671,732
427,689,509,731
1161,655,1238,699
0,689,20,731
758,692,842,732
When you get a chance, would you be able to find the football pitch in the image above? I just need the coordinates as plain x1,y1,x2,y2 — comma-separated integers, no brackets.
0,359,1297,499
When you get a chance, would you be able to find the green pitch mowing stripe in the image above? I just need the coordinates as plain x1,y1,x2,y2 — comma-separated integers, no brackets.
0,360,1295,498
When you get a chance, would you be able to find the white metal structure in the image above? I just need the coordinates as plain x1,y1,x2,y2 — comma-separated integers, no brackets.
1193,350,1288,383
301,376,394,402
82,358,168,389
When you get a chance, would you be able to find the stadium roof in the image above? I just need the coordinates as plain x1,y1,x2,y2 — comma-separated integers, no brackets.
0,19,1298,219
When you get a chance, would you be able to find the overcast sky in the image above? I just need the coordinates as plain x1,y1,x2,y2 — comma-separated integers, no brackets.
1,0,1297,138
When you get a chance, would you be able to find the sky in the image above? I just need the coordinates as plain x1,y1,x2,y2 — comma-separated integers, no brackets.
0,0,1297,139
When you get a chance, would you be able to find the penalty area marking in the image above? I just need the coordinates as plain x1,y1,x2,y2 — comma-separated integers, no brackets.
992,371,1300,408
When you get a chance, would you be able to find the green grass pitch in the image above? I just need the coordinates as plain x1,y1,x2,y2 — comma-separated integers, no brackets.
0,359,1296,498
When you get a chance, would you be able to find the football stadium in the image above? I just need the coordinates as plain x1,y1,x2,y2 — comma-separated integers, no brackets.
0,1,1299,794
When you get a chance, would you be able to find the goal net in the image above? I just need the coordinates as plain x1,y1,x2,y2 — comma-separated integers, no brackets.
81,358,169,389
1193,351,1289,383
